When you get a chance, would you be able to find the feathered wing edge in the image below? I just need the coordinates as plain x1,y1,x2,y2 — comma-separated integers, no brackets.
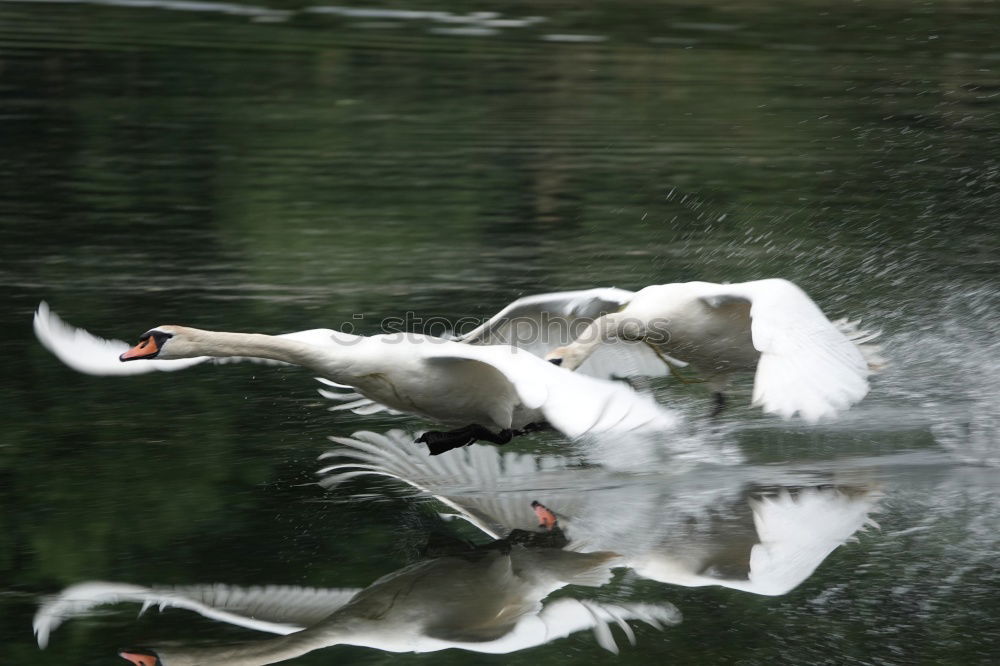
32,302,209,376
831,317,886,372
458,288,635,346
457,288,672,380
700,280,879,423
33,581,362,648
534,599,681,654
423,345,679,438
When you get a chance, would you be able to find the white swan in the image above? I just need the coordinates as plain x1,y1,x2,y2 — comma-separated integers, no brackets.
460,279,884,422
32,302,679,454
319,430,881,597
35,550,680,664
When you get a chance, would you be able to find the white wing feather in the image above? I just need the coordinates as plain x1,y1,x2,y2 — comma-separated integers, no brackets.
529,599,681,654
33,581,361,648
33,302,209,375
424,344,680,438
316,383,404,416
459,288,635,347
458,289,671,380
700,279,873,422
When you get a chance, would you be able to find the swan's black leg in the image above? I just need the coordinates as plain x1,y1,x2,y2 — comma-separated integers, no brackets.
505,526,569,549
710,392,727,417
416,426,479,455
511,421,551,436
475,427,515,445
416,421,555,455
417,424,514,455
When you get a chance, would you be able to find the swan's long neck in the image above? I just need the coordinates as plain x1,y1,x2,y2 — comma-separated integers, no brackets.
561,313,631,371
170,328,356,380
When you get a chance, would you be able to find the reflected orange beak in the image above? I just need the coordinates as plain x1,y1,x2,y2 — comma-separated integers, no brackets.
120,337,159,362
118,649,160,666
531,500,558,530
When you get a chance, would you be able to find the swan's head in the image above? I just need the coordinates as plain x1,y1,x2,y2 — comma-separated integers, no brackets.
119,326,184,362
119,647,162,666
545,345,586,371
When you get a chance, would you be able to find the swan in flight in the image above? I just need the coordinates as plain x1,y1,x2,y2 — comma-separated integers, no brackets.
32,302,679,454
319,430,881,596
459,279,884,422
35,547,680,663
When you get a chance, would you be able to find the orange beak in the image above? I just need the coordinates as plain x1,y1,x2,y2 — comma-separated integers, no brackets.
118,649,160,666
531,500,558,530
120,337,159,361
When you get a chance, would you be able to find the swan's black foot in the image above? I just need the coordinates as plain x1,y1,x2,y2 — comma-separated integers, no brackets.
507,525,569,549
417,424,514,455
710,392,727,417
489,527,568,553
512,421,551,436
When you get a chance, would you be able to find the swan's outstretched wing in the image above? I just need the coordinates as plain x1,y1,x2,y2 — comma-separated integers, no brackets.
459,288,634,347
425,344,680,438
740,487,881,596
33,581,362,648
698,279,875,422
459,289,670,380
33,302,209,375
315,378,405,416
33,302,344,377
318,430,586,538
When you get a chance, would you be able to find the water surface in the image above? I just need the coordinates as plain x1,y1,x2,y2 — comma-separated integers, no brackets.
1,1,999,663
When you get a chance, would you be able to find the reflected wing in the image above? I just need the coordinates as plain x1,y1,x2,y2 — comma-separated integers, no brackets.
698,279,875,422
318,430,584,538
425,344,679,438
743,487,881,596
33,581,361,648
458,289,669,380
531,599,681,654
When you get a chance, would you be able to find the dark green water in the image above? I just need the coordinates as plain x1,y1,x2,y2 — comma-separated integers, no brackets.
2,1,999,664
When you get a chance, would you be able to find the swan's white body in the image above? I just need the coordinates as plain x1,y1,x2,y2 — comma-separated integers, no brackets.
35,549,680,663
33,303,679,440
320,430,881,597
460,279,883,422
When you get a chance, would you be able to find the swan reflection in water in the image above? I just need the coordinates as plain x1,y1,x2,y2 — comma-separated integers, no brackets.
35,521,680,665
319,430,881,596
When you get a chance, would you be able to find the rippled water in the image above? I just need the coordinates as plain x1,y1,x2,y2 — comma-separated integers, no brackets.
2,1,999,664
